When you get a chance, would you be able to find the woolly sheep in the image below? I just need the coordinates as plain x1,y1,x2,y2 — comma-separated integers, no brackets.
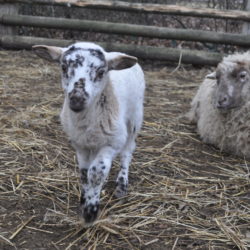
33,42,145,223
188,51,250,158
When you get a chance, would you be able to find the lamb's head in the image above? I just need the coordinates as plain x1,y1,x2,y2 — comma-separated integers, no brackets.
207,59,250,110
33,42,137,112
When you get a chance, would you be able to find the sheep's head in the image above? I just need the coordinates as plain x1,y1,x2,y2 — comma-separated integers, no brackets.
207,60,250,110
33,42,137,112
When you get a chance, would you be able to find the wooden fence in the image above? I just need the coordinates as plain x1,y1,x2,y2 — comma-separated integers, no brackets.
0,0,250,65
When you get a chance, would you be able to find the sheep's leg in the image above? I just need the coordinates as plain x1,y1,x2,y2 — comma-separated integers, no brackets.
115,139,136,198
82,147,115,223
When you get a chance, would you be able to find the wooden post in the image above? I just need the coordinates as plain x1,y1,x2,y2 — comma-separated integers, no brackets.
0,3,18,35
242,0,250,34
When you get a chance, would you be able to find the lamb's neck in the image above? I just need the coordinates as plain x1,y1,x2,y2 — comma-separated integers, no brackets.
94,81,119,124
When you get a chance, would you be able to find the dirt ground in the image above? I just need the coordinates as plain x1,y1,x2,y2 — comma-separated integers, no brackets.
0,50,249,250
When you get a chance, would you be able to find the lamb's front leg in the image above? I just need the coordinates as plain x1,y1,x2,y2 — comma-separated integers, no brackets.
76,150,91,215
82,147,116,223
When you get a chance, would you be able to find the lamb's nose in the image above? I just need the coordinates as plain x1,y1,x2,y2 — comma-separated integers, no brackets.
69,90,85,112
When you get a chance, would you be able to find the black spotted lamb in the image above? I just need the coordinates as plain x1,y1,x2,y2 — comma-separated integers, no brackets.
188,51,250,158
33,42,145,223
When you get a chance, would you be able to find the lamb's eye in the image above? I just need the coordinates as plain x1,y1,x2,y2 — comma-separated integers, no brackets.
97,69,105,79
62,64,67,73
239,71,247,80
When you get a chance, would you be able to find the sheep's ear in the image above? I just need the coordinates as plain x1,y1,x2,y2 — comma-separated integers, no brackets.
206,71,216,79
106,52,137,70
32,45,63,62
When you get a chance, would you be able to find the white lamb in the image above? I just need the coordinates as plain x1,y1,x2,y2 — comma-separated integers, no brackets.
188,51,250,159
33,42,145,223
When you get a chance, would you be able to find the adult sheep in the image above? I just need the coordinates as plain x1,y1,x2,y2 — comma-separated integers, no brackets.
33,42,145,223
188,51,250,159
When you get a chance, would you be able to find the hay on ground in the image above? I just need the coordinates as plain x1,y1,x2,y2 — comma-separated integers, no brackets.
0,50,249,250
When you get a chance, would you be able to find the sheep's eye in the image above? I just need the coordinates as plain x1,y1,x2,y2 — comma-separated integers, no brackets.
239,71,247,80
216,76,220,85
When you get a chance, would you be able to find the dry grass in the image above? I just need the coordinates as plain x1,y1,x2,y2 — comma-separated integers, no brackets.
0,50,249,250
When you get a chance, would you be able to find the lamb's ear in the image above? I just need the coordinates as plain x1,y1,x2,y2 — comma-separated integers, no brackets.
106,52,137,70
206,71,216,79
32,45,63,62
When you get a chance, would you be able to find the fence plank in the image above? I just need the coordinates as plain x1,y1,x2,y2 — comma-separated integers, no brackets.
1,0,250,21
1,14,250,47
0,35,222,66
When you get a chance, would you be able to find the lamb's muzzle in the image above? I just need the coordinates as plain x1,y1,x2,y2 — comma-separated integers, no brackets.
69,90,86,112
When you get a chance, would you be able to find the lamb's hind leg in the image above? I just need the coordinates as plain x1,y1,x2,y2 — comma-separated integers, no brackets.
115,139,136,198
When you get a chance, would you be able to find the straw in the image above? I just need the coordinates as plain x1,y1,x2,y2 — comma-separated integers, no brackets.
0,50,249,249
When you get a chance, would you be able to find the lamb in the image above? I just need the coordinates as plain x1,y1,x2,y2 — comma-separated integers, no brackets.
188,51,250,159
33,42,145,223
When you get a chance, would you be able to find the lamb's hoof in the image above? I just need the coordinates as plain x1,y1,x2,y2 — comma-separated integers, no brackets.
115,178,128,198
81,203,99,223
115,187,127,198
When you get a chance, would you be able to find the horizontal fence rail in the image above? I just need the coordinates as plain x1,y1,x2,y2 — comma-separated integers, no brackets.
0,35,222,66
1,14,250,47
1,0,250,21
